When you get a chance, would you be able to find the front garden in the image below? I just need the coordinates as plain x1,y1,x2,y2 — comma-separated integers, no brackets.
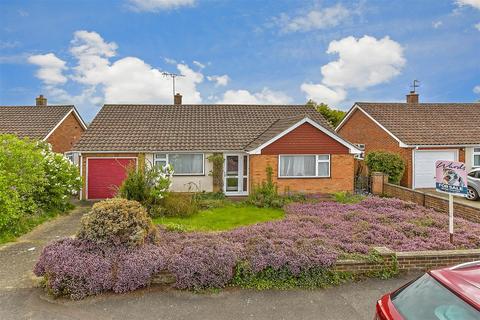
35,193,480,299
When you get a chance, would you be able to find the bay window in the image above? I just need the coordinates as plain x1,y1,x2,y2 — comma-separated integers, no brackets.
279,155,330,178
154,153,204,175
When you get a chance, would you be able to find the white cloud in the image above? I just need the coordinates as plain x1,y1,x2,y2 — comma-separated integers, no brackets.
300,35,405,105
321,35,405,90
127,0,195,11
475,22,480,30
207,74,230,87
300,83,346,105
474,85,480,94
29,30,204,109
193,60,205,69
218,88,292,104
275,4,350,33
432,21,443,28
456,0,480,10
27,53,68,85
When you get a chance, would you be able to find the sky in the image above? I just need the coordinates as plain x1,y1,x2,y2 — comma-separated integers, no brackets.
0,0,480,121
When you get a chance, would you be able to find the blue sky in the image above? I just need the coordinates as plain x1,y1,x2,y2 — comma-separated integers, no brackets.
1,0,480,121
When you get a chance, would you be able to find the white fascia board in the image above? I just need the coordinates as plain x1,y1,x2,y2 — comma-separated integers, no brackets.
248,117,362,155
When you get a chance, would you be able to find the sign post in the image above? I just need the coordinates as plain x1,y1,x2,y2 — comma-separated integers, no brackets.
435,160,468,244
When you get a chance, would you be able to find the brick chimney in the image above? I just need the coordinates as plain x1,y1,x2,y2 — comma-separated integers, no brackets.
36,94,47,106
406,91,419,104
174,93,182,105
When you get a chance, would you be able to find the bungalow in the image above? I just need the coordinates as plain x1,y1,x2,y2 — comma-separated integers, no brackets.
0,95,87,160
73,95,361,200
336,91,480,189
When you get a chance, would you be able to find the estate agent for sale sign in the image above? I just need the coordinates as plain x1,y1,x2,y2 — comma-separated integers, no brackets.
435,160,468,243
435,160,468,197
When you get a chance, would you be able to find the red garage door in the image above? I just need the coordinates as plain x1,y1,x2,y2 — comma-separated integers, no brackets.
87,158,136,199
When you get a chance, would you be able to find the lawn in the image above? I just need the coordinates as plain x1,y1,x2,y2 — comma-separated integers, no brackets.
154,204,284,231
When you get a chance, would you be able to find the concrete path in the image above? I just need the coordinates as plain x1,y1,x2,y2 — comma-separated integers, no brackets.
0,203,420,320
0,203,89,290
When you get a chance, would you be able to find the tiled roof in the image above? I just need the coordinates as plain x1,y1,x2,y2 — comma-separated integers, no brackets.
73,104,334,152
0,105,75,140
244,114,307,151
353,102,480,146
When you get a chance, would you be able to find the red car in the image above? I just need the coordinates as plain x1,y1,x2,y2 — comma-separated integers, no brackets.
375,261,480,319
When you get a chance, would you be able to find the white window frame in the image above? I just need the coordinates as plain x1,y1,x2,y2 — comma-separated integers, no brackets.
154,153,205,176
473,147,480,168
278,154,331,178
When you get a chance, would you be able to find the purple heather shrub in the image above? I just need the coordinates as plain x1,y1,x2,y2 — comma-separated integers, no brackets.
35,196,480,298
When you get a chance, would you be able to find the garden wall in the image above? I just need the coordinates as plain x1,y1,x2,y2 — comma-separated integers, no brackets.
334,247,480,274
370,172,479,223
382,183,480,223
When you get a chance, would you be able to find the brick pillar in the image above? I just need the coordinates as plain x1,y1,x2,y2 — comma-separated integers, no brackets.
371,172,388,195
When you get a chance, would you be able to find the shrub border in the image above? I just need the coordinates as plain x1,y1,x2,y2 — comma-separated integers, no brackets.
152,246,480,287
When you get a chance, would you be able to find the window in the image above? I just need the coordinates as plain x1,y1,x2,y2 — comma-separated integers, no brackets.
154,153,204,175
154,153,167,167
473,148,480,167
391,274,478,319
279,155,330,178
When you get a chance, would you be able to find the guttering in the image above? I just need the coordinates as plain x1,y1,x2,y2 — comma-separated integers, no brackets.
70,149,249,154
406,144,480,148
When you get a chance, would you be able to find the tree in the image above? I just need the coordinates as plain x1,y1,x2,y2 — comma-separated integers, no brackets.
307,100,346,128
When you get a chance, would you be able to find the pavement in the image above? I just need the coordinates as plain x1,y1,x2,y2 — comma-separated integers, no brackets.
420,188,480,209
0,202,421,320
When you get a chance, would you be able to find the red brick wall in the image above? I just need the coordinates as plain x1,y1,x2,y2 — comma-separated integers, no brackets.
249,154,354,194
337,108,414,187
47,112,85,153
262,123,349,155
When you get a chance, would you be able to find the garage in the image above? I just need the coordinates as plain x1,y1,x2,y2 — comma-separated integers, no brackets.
86,158,136,199
413,150,457,189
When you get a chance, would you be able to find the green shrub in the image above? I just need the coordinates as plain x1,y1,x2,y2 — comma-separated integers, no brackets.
77,198,158,247
161,193,199,217
0,134,80,239
118,164,173,216
232,263,353,290
39,146,82,211
333,191,364,204
365,151,405,184
247,166,286,208
193,192,230,210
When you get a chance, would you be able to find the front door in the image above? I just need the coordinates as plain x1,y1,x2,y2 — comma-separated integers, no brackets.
224,154,249,196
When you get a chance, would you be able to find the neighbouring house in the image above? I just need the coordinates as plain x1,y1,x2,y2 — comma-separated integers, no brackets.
0,95,87,163
336,91,480,189
73,95,361,200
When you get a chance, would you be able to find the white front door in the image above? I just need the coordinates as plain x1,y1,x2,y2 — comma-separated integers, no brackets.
414,150,457,189
224,154,249,195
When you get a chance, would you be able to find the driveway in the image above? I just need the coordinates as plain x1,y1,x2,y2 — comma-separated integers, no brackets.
0,202,420,320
